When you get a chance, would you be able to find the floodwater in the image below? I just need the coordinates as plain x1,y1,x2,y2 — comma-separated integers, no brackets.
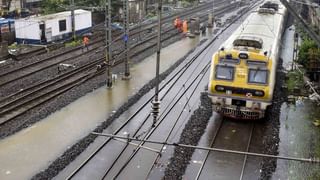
272,100,320,179
273,24,320,179
0,37,203,180
281,25,296,71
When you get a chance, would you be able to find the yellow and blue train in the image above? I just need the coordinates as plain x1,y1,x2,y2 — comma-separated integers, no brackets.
208,1,287,119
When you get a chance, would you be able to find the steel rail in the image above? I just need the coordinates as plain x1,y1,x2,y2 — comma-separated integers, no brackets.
101,51,212,179
0,69,102,125
0,0,238,124
111,62,211,180
0,58,104,104
66,2,258,177
0,44,103,87
0,1,233,92
0,19,195,125
0,62,98,115
145,64,211,179
65,34,208,179
0,0,223,78
239,123,254,180
0,24,191,125
195,118,225,180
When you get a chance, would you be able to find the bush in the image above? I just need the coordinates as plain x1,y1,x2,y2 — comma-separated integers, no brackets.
65,40,82,47
298,39,318,66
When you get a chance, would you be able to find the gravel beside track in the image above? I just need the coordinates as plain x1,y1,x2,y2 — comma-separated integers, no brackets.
163,93,213,179
30,38,208,179
258,58,286,179
162,60,286,179
0,32,188,139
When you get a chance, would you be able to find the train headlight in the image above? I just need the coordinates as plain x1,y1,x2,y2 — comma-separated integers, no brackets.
215,85,225,92
216,97,225,105
252,102,261,110
254,91,264,97
226,90,232,95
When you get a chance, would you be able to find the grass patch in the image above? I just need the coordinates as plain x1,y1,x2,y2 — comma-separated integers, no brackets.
286,70,304,94
65,40,82,47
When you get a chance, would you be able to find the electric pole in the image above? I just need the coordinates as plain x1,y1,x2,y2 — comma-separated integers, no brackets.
123,0,131,79
105,0,113,87
151,0,162,127
70,0,76,40
138,0,143,41
279,0,320,46
145,0,148,15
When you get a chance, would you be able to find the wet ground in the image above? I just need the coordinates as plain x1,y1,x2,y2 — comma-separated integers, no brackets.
272,100,320,180
0,37,203,180
273,22,320,180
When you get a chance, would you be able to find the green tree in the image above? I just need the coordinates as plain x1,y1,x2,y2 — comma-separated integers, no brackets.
298,39,318,66
40,0,120,15
41,0,69,14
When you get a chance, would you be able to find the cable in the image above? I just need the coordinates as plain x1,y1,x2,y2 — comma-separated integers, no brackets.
92,132,320,164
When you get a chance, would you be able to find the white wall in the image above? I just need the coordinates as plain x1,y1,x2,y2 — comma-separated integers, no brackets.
15,20,40,40
45,16,72,37
75,11,92,31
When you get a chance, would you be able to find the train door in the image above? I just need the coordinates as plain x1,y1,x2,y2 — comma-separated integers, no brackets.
39,22,46,43
45,28,52,42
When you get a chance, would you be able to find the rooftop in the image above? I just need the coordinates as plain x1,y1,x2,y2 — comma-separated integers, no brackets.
20,9,90,22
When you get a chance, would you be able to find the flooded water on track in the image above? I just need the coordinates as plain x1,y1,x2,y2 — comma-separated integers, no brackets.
272,100,320,179
0,37,204,180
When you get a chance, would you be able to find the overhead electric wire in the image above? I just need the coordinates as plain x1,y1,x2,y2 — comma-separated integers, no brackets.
67,1,263,178
110,60,212,179
111,2,265,177
92,132,320,164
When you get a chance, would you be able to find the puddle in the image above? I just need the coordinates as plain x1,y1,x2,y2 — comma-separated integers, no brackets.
272,100,320,179
0,37,202,180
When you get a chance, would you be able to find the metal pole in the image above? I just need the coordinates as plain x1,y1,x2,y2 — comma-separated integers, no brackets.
145,0,148,15
151,0,162,127
279,0,320,47
123,0,131,78
106,0,113,87
207,0,214,28
70,0,76,40
139,0,142,41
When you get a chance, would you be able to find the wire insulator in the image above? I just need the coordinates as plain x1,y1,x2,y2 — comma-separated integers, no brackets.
151,100,161,123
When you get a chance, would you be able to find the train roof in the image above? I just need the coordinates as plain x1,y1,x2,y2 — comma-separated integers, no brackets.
223,0,286,54
0,18,14,25
16,9,90,22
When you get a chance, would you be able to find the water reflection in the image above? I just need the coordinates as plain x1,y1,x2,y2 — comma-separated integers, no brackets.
272,100,320,179
0,36,202,180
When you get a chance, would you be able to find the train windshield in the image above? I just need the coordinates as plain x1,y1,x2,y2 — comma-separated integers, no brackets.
215,65,234,80
248,69,268,84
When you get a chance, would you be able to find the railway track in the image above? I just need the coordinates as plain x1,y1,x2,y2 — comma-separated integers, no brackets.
0,0,223,80
0,1,240,125
60,4,254,177
0,0,234,96
194,119,255,180
64,29,213,179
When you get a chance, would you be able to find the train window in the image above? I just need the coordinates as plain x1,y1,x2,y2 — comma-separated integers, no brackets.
246,60,267,66
248,69,268,84
233,36,263,49
219,58,240,64
215,65,234,80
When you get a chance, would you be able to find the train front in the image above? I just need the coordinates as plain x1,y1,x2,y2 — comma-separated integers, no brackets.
207,1,286,120
208,48,273,120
